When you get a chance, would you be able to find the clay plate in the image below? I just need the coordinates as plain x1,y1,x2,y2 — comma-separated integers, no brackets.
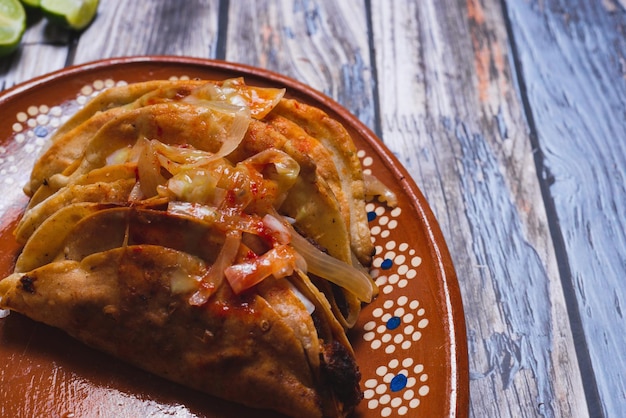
0,57,468,418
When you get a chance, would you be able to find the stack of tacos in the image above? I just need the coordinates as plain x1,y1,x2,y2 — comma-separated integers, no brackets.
0,78,395,418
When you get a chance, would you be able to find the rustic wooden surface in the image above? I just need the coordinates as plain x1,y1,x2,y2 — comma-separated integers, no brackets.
1,0,625,417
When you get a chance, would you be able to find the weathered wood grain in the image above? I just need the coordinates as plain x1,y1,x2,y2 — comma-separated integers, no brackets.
503,0,626,416
370,0,588,416
223,0,376,128
72,0,221,63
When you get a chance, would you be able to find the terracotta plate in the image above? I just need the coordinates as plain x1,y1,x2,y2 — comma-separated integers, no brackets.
0,57,468,418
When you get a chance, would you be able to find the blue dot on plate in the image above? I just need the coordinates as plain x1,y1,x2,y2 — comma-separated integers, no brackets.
390,373,408,392
367,211,376,222
386,316,401,330
34,125,48,137
381,258,393,270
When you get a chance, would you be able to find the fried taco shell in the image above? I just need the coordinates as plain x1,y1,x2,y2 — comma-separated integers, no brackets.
0,245,361,418
0,78,400,418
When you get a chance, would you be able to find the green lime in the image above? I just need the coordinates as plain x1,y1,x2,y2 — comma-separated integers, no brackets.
20,0,40,8
0,0,26,57
41,0,98,30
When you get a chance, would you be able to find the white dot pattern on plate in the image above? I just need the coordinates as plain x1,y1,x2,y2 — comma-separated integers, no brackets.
363,358,430,416
363,296,428,353
6,78,431,414
368,203,422,295
361,152,430,412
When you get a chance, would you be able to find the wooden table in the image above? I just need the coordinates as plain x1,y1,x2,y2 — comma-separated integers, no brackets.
1,1,624,417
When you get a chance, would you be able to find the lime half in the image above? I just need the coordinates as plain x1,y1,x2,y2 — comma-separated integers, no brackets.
0,0,26,57
20,0,40,8
41,0,98,30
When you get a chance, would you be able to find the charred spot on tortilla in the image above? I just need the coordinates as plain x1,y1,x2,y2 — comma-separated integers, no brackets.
19,275,36,293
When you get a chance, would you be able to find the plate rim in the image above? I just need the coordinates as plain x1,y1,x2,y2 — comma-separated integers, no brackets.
0,55,469,418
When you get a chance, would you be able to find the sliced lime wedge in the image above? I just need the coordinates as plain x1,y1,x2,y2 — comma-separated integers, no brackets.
40,0,98,30
0,0,26,57
20,0,40,8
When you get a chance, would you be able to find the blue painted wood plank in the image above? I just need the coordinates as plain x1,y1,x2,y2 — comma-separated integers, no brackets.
503,0,626,416
370,0,589,416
